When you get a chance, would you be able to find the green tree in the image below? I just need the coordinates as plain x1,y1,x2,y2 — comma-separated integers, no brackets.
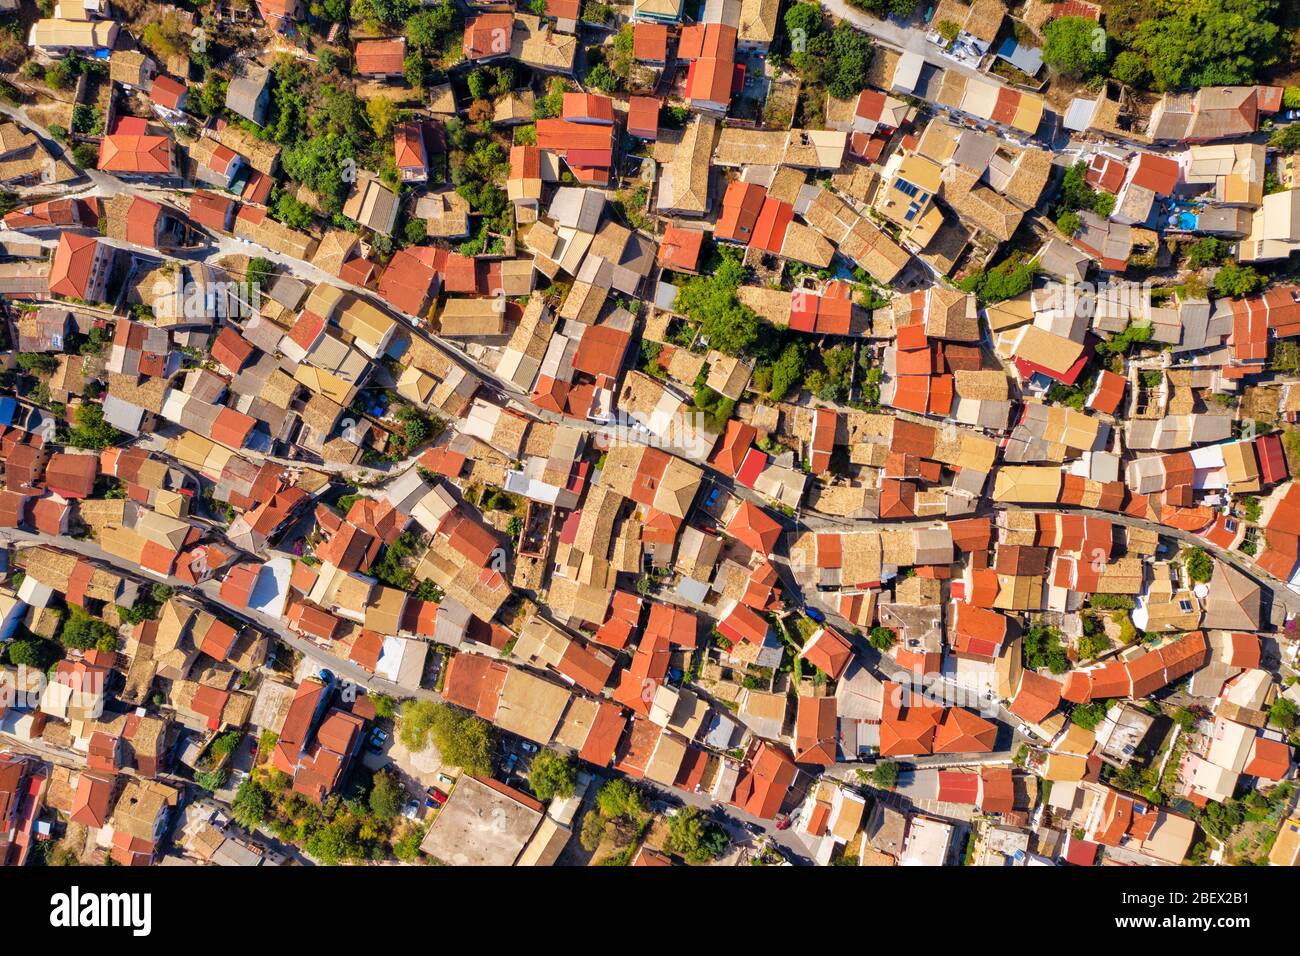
1109,50,1149,88
405,1,458,50
1128,0,1281,91
872,759,899,790
586,62,618,94
58,605,117,651
1269,696,1297,732
1271,123,1300,154
5,637,55,669
527,749,577,802
368,770,405,818
392,826,426,861
246,257,275,292
1186,237,1227,269
783,1,824,45
579,810,607,851
596,778,646,819
231,779,270,829
399,700,495,776
1183,546,1214,583
666,805,729,863
1043,16,1109,78
1071,700,1110,730
1214,263,1266,298
767,341,806,401
1023,624,1069,674
868,625,896,651
826,21,874,100
674,251,763,356
371,693,396,720
1056,210,1081,237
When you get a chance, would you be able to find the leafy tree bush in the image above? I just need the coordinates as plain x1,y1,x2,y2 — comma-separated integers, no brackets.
1127,0,1282,91
595,778,646,819
1269,696,1297,731
958,257,1036,303
1071,700,1110,730
398,700,495,776
1214,263,1267,298
232,779,270,829
1056,210,1081,237
872,759,899,790
405,1,459,50
868,625,896,651
368,770,405,818
1183,546,1214,583
766,341,806,401
1273,122,1300,154
666,805,729,863
826,22,874,100
1023,624,1069,674
1042,17,1109,78
5,637,56,669
1186,237,1228,269
674,250,763,356
58,605,117,652
527,749,577,802
1109,50,1149,88
579,810,607,851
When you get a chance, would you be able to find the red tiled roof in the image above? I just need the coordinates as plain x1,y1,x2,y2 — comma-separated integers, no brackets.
715,179,766,244
633,22,668,61
1129,153,1180,195
799,626,851,680
48,233,102,300
98,133,172,174
726,500,782,555
212,325,255,372
626,95,661,138
750,197,793,254
463,13,514,59
657,222,705,271
730,742,796,819
188,190,234,232
151,74,186,110
1243,736,1292,780
125,196,163,248
1009,669,1062,724
562,92,615,123
355,37,406,74
44,452,97,499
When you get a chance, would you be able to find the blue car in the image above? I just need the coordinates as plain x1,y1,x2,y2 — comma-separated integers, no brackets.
805,606,825,623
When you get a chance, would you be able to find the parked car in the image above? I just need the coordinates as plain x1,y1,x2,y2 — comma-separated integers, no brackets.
426,788,447,808
804,606,825,623
519,741,539,754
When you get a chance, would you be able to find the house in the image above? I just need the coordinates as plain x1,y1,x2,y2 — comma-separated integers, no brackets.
737,0,780,52
98,129,175,178
28,18,118,56
1148,86,1281,143
48,233,112,303
633,23,669,65
225,64,272,126
678,23,737,113
355,38,407,78
342,174,399,236
627,96,661,140
394,122,428,183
